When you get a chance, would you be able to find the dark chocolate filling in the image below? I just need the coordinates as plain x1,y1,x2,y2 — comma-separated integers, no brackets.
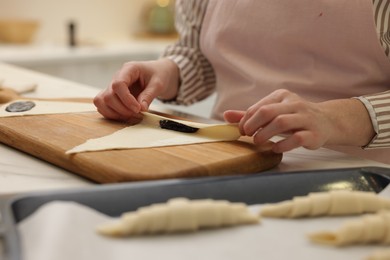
159,120,199,133
5,101,36,112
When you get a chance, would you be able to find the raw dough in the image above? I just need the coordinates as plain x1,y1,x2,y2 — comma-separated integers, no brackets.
308,211,390,246
0,79,37,93
97,197,260,237
260,190,390,218
0,99,96,117
367,249,390,260
66,112,240,154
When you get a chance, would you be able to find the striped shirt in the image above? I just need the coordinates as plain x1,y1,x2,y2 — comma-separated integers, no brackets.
162,0,390,149
374,0,390,55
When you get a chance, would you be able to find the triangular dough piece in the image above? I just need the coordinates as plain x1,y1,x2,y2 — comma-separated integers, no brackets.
66,112,240,154
0,99,96,117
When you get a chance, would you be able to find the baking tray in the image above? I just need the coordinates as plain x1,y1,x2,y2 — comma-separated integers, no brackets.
2,166,390,260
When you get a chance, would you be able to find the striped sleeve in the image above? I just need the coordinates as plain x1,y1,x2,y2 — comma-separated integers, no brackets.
358,91,390,148
373,0,390,57
359,1,390,148
160,0,216,105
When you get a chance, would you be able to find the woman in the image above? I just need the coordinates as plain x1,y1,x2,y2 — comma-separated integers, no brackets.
94,0,390,162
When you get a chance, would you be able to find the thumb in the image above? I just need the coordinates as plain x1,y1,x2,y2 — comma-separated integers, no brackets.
223,110,246,123
138,89,155,111
137,77,164,111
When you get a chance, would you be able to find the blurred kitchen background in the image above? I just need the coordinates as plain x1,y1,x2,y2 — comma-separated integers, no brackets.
0,0,216,117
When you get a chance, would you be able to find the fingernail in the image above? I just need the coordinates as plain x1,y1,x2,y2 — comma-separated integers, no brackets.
141,100,149,111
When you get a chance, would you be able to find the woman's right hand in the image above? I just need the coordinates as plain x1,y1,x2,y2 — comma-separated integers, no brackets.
224,89,376,153
93,58,179,122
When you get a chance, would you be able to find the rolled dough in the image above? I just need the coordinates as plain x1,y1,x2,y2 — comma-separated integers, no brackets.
308,211,390,246
260,190,390,218
97,197,260,236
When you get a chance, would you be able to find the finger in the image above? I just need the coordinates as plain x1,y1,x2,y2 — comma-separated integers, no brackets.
272,130,321,153
96,87,136,117
137,76,165,111
98,103,143,123
111,64,144,112
239,90,293,135
93,91,119,119
223,110,245,123
241,103,297,136
252,114,307,145
113,81,141,113
94,87,140,121
95,102,127,121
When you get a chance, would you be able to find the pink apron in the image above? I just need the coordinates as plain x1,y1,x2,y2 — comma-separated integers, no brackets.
200,0,390,163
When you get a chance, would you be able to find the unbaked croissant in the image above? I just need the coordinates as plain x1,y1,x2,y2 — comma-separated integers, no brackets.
97,197,260,236
308,211,390,246
260,190,390,218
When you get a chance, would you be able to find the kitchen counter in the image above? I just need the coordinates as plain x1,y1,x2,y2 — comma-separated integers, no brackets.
0,62,389,196
0,39,175,89
0,40,173,65
1,63,390,260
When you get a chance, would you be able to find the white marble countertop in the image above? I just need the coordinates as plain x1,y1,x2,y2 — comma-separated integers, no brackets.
0,62,389,196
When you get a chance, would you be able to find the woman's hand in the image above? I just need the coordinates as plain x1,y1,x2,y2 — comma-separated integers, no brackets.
93,58,179,122
224,89,375,153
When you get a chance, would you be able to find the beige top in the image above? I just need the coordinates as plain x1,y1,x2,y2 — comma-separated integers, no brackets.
163,0,390,151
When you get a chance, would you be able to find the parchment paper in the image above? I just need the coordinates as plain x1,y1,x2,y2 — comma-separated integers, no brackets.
18,187,390,260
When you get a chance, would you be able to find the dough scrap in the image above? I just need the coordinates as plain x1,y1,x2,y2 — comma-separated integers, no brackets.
308,211,390,247
366,249,390,260
0,99,96,117
260,190,390,218
66,112,240,154
0,79,37,94
97,197,260,237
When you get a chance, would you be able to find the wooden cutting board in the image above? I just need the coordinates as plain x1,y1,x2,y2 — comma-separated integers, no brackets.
0,111,283,183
